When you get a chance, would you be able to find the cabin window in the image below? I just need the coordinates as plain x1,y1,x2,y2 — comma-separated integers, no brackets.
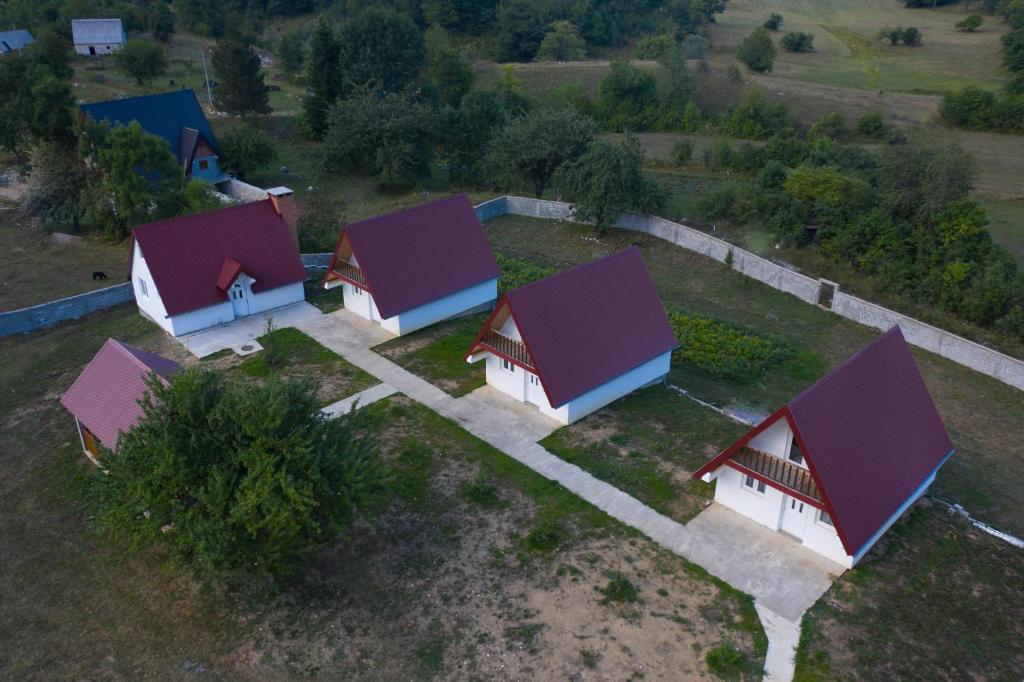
788,441,804,465
351,285,363,296
817,510,834,527
501,358,515,373
743,475,766,494
138,278,148,298
198,159,209,171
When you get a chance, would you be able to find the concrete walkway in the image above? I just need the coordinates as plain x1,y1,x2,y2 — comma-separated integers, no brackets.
321,383,398,418
293,309,840,682
176,302,322,358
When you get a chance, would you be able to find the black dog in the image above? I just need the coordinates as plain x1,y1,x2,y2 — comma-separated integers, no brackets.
92,271,108,281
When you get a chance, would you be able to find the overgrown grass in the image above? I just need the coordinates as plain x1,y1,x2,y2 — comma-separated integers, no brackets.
303,280,346,313
793,505,1024,681
669,310,790,382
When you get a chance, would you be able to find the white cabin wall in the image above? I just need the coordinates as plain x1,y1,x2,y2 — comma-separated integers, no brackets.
485,355,526,401
748,419,793,458
247,281,305,315
131,242,174,335
714,466,786,531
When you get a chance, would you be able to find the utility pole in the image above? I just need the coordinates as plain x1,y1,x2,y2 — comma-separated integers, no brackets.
200,47,213,106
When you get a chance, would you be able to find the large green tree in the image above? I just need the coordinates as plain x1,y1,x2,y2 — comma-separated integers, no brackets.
302,20,341,138
495,0,544,62
429,47,474,108
557,135,666,235
115,40,169,85
212,33,270,115
879,134,975,223
536,21,586,62
219,122,278,177
486,108,598,197
92,121,184,239
91,369,384,578
25,141,88,231
337,8,426,96
322,90,438,185
446,89,507,185
737,27,776,72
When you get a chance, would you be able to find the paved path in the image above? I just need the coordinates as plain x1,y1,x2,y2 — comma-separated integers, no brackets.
321,383,398,418
294,309,840,682
176,302,322,358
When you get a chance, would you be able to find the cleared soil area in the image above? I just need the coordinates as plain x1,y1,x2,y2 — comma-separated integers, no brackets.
0,305,765,680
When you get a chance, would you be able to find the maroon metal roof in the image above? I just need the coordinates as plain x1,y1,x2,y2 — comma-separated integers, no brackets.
59,339,181,451
497,247,678,408
334,194,499,319
131,200,305,317
216,257,243,291
694,327,954,557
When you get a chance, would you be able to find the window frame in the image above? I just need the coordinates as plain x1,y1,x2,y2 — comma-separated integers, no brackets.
742,474,767,496
500,358,515,374
138,277,148,298
816,509,834,528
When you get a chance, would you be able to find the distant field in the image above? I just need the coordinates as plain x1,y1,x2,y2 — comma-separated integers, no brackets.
709,0,1008,93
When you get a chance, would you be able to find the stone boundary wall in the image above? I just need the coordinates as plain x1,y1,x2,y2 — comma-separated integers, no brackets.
494,196,1024,392
218,177,268,203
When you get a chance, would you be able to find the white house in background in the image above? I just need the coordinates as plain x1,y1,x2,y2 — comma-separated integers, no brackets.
693,327,955,568
71,18,126,55
322,193,499,336
130,189,306,337
465,247,678,425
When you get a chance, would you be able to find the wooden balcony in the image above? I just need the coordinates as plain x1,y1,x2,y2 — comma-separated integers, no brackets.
328,260,367,287
733,447,820,502
479,329,534,369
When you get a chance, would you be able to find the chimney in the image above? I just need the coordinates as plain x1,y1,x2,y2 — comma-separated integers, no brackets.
267,187,301,249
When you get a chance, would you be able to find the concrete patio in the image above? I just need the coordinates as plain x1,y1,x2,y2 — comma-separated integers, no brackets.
175,301,321,358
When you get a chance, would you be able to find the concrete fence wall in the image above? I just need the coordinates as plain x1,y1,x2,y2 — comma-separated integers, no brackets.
0,283,135,336
493,196,1024,392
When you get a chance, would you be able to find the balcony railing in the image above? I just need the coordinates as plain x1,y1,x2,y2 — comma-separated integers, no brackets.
733,447,820,501
328,260,367,287
479,329,534,369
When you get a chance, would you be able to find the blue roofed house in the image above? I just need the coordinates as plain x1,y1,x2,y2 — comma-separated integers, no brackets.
0,30,34,54
72,18,126,56
80,90,225,183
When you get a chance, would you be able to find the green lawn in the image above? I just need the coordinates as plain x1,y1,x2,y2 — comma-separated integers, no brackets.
709,0,1008,94
373,313,488,397
794,504,1024,681
485,214,1024,539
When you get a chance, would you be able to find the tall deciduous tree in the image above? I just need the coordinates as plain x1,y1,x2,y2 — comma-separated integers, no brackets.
737,27,776,72
220,122,278,177
91,370,384,578
25,141,88,231
337,8,425,96
557,135,666,235
212,33,270,115
92,121,184,239
115,40,169,85
429,47,474,108
486,108,598,198
446,89,507,185
495,0,544,62
302,20,341,138
149,2,176,42
536,21,586,62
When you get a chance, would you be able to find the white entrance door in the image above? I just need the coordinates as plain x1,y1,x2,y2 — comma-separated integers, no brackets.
526,372,544,406
229,281,250,318
780,495,807,538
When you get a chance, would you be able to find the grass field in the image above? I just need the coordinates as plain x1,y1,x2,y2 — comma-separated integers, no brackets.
709,0,1008,93
374,313,488,397
0,305,766,680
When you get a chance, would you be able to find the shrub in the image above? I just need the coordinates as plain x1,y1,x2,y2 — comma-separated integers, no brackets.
878,26,904,46
780,31,815,52
668,311,789,381
758,160,787,189
706,641,760,679
737,27,776,73
219,122,277,177
856,111,887,138
763,13,783,31
634,34,675,60
599,572,639,603
524,517,565,552
956,14,983,32
721,89,790,139
536,20,586,62
114,39,168,85
902,26,922,46
809,111,845,140
671,139,694,164
497,254,557,293
681,34,709,60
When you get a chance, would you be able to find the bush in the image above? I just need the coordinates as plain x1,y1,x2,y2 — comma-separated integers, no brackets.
524,517,565,552
758,160,787,189
780,31,815,52
114,40,168,85
496,254,557,293
763,13,783,30
697,182,743,221
671,139,694,165
634,34,676,60
902,26,922,46
956,14,983,32
599,572,639,603
669,311,789,381
681,34,709,60
219,122,277,177
706,642,760,679
721,89,790,139
737,27,776,73
878,26,904,46
809,111,845,140
856,111,887,138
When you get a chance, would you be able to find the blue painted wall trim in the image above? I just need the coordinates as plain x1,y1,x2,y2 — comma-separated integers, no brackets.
852,448,956,563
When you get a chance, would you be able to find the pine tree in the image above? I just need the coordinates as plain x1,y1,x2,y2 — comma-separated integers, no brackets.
302,20,341,139
212,33,270,115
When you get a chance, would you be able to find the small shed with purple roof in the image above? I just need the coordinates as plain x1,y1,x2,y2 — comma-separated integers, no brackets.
465,247,678,425
692,327,954,567
60,339,181,463
322,194,499,336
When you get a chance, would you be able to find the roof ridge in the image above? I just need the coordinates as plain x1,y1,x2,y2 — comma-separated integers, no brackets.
507,246,641,297
345,193,469,232
106,338,158,376
132,198,274,235
788,326,904,408
82,89,198,110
